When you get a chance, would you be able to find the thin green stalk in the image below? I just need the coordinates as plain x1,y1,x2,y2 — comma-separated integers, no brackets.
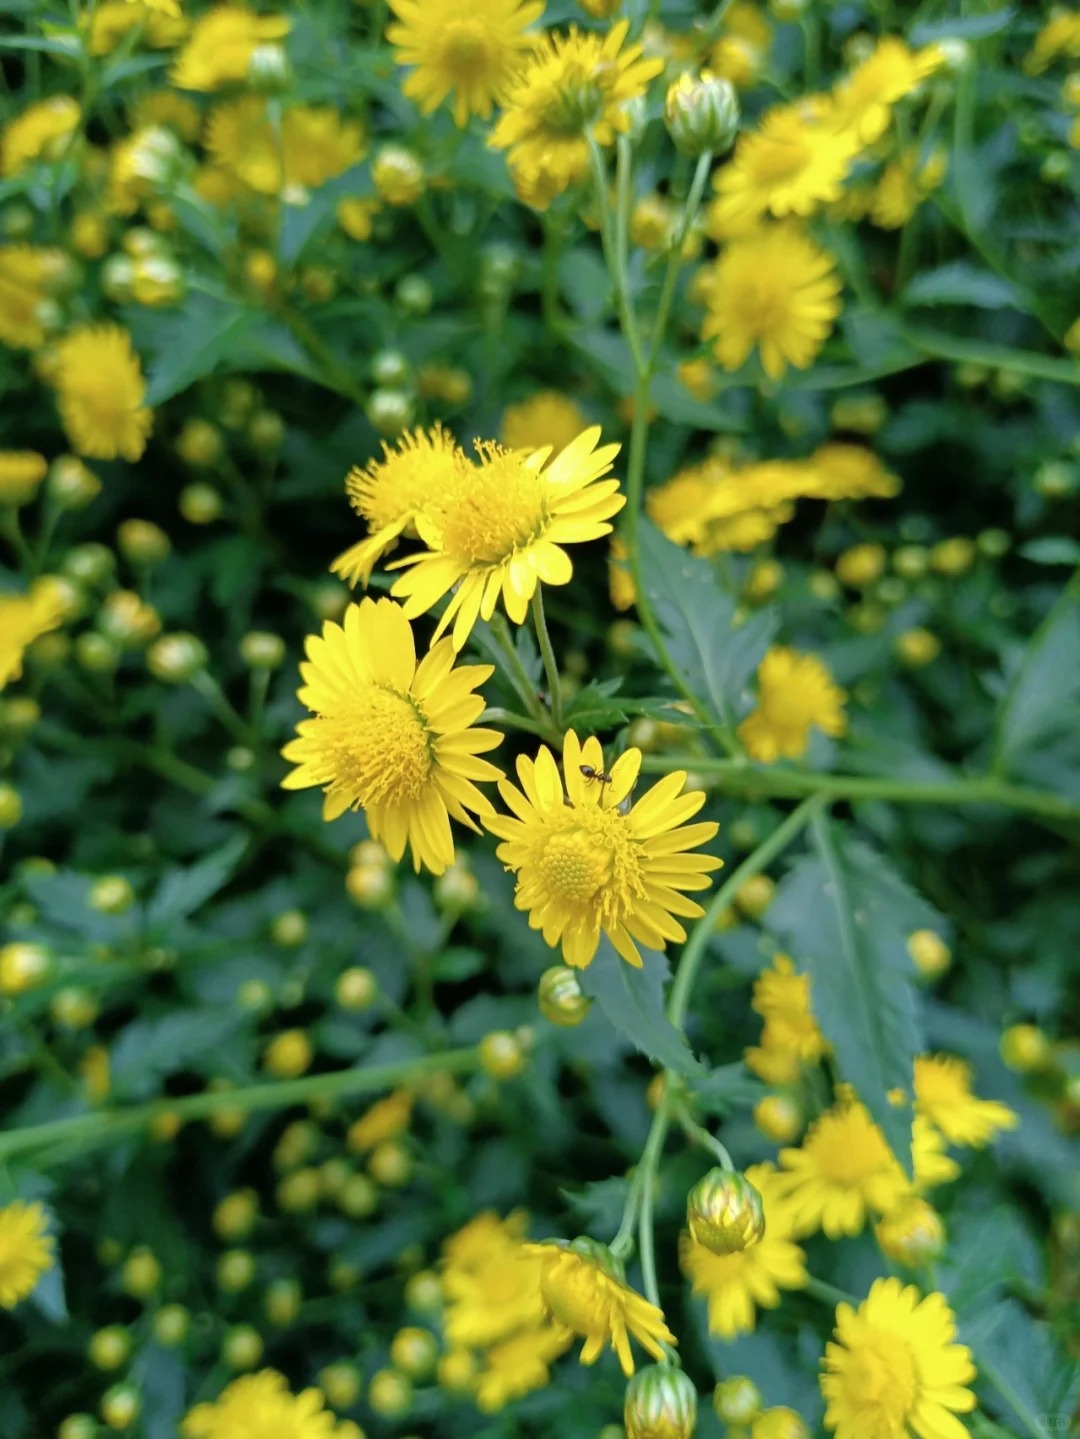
804,1274,856,1309
189,669,253,745
531,590,562,732
647,150,714,373
904,324,1080,386
487,614,556,737
636,1099,670,1309
480,707,557,740
277,303,367,407
674,1106,734,1170
0,510,34,569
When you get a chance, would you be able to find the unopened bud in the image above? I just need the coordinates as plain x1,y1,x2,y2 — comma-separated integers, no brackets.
714,1375,763,1425
247,41,293,93
146,632,207,682
179,481,223,524
89,875,136,914
0,941,50,993
537,965,592,1027
752,1407,810,1439
240,630,285,669
874,1198,945,1267
117,518,170,566
372,145,425,206
686,1169,765,1254
48,454,101,510
367,388,415,437
1000,1023,1053,1073
624,1365,697,1439
665,72,740,156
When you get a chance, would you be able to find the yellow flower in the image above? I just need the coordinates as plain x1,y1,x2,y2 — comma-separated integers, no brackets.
489,21,663,202
869,149,947,230
331,425,464,587
702,225,842,380
1025,12,1080,74
525,1237,677,1376
708,101,858,237
485,731,721,969
133,0,182,14
442,1212,549,1350
681,1163,808,1339
387,0,544,127
1,96,80,177
778,1100,912,1238
88,1,187,56
389,426,624,651
0,452,48,507
0,1201,54,1309
53,325,153,462
913,1054,1018,1148
171,5,291,91
709,1,772,88
0,585,67,691
206,99,365,196
474,1322,573,1412
129,90,202,142
746,954,827,1082
346,1090,413,1153
280,598,503,874
806,443,901,501
738,647,847,763
821,1278,976,1439
608,535,635,611
182,1369,348,1438
0,246,63,350
501,391,587,456
646,456,798,556
832,38,946,145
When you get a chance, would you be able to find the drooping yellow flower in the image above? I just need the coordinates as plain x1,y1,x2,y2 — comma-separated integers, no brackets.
387,0,544,126
1,96,80,177
206,99,365,196
703,224,842,380
0,585,67,691
913,1055,1018,1148
1025,12,1080,73
0,1201,55,1308
485,731,721,969
181,1369,348,1438
745,954,828,1084
53,325,153,462
778,1100,912,1238
806,443,901,501
280,598,503,874
171,5,291,91
681,1163,808,1339
441,1211,548,1349
88,0,187,56
821,1278,976,1439
489,21,663,202
525,1237,677,1376
0,452,48,507
474,1322,573,1412
331,425,465,587
389,427,624,651
832,38,946,145
738,647,847,763
346,1090,413,1153
501,391,587,456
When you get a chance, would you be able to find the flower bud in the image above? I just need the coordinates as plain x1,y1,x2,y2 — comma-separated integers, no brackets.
479,1029,527,1079
59,1415,97,1439
538,965,592,1027
213,1189,259,1241
48,454,101,510
217,1248,257,1292
101,253,136,303
62,542,115,588
390,1326,439,1379
117,518,170,566
367,388,415,437
1,696,40,742
686,1169,765,1255
146,632,207,682
89,875,136,915
625,1365,697,1439
346,863,394,909
264,1029,313,1078
396,274,433,315
0,450,47,507
120,1246,161,1298
222,1325,263,1370
336,965,378,1011
99,590,161,647
753,1093,802,1142
665,71,740,156
153,1304,190,1346
1000,1023,1053,1073
248,409,285,452
371,349,412,388
132,254,185,307
0,941,50,993
179,481,224,524
895,627,941,668
240,630,285,670
177,418,225,469
89,1325,133,1370
75,633,120,674
734,874,774,918
874,1197,945,1267
247,41,293,93
930,537,976,576
369,1369,413,1418
368,1139,412,1186
319,1362,362,1410
906,929,951,980
372,145,425,206
265,1276,302,1325
338,1173,379,1219
100,1383,140,1430
714,1375,762,1425
433,860,479,911
752,1408,809,1439
437,1347,477,1392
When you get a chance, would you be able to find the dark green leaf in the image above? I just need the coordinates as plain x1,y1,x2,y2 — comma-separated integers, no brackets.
911,8,1014,42
560,1176,631,1234
434,947,487,982
902,262,1021,311
964,1300,1080,1436
563,679,629,732
109,1009,247,1100
1018,538,1080,567
146,835,248,930
993,577,1080,769
141,295,262,407
691,1061,765,1116
578,937,705,1081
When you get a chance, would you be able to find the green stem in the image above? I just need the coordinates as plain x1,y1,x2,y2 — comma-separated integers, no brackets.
804,1274,857,1309
541,215,566,336
647,150,714,373
904,324,1080,386
531,590,562,732
276,304,367,407
189,669,253,745
636,1098,670,1309
487,614,556,737
0,509,34,569
674,1106,734,1170
976,1357,1047,1439
480,707,557,740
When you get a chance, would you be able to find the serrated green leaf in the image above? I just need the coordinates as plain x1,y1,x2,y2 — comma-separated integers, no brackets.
578,938,705,1081
109,1008,247,1100
902,262,1021,311
691,1062,765,1116
146,835,248,931
560,1176,631,1234
1018,538,1080,567
963,1300,1080,1435
767,815,929,1172
141,295,261,406
994,577,1080,769
563,679,629,732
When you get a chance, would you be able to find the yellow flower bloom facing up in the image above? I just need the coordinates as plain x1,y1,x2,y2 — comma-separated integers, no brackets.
0,451,48,507
738,647,847,764
53,325,153,462
0,1200,55,1308
387,0,544,127
489,21,663,201
346,1089,413,1153
702,225,842,380
0,246,63,350
332,425,465,587
205,99,365,197
485,730,721,969
474,1322,573,1412
501,391,587,457
171,5,291,91
646,455,805,557
181,1369,348,1438
526,1237,677,1376
681,1162,808,1339
821,1278,976,1439
88,0,187,56
832,38,946,145
806,443,901,501
1,584,67,690
1,96,80,177
913,1054,1018,1148
389,426,624,651
280,598,503,874
778,1100,912,1239
441,1211,548,1348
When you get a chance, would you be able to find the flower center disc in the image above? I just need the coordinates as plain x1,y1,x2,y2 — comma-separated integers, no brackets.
538,830,611,904
321,688,431,806
848,1330,917,1430
441,21,496,79
435,455,548,563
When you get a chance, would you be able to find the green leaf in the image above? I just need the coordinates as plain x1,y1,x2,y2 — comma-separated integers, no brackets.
767,815,929,1172
560,1176,631,1234
993,576,1080,770
1018,538,1080,567
902,262,1021,311
578,938,705,1081
146,835,248,931
964,1300,1080,1436
691,1062,765,1116
140,295,261,407
558,247,611,325
563,679,629,732
911,7,1014,42
109,1008,247,1100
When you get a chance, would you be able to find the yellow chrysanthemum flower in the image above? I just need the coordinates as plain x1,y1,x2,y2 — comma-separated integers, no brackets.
680,1162,808,1339
206,99,365,196
913,1054,1018,1148
821,1278,976,1439
708,101,859,237
525,1237,677,1376
346,1090,413,1153
608,535,636,612
389,426,624,651
131,0,182,15
869,148,948,230
738,647,847,763
709,1,772,89
1025,12,1080,74
53,325,153,462
746,954,828,1084
807,443,901,501
331,426,464,587
489,21,663,201
280,598,503,874
171,5,291,91
88,0,187,56
832,38,946,145
1,96,80,177
442,1212,548,1348
182,1369,348,1438
1,585,67,691
474,1322,573,1412
0,452,48,507
484,731,722,969
501,391,587,456
702,225,843,380
0,246,62,350
0,1200,55,1308
387,0,544,127
646,456,805,557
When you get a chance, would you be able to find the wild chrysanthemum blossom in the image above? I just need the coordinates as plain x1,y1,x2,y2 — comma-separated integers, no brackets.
474,1322,573,1412
913,1054,1018,1148
280,598,502,874
525,1237,677,1376
501,391,587,456
389,427,623,651
702,225,843,380
88,1,187,57
778,1100,912,1238
53,324,153,462
746,954,828,1083
806,443,902,501
387,0,544,127
171,5,291,91
0,585,66,690
181,1369,348,1438
331,426,466,588
206,99,364,196
1,96,80,177
738,647,847,763
0,1201,54,1308
680,1163,808,1339
832,37,946,144
441,1211,548,1348
821,1278,977,1439
489,21,663,201
346,1090,413,1153
485,731,721,969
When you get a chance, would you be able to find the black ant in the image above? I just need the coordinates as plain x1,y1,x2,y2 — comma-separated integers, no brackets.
580,764,614,788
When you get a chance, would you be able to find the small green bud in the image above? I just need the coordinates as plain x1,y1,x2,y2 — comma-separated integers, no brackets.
714,1376,763,1425
48,455,101,510
146,633,208,683
686,1169,765,1255
89,875,136,915
665,71,740,156
152,1304,190,1346
239,630,285,670
537,965,592,1027
624,1365,698,1439
366,388,415,437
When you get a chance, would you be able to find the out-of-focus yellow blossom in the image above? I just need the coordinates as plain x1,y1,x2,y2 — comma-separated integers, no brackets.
710,2,772,89
52,325,153,462
0,1201,55,1309
832,37,946,144
608,535,635,612
0,246,67,350
913,1054,1018,1148
346,1090,413,1154
501,391,587,456
336,196,380,241
205,99,365,197
870,149,947,229
809,443,901,500
746,954,828,1084
130,90,202,142
738,647,847,762
1,584,69,690
474,1323,573,1412
1,97,80,177
0,452,48,508
88,1,187,56
1024,12,1080,74
442,1211,547,1348
171,5,291,91
181,1369,354,1437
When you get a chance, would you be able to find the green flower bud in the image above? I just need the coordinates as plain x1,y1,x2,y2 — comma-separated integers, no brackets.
146,633,207,683
89,875,136,915
874,1197,945,1267
396,274,433,315
371,349,412,388
714,1375,763,1425
366,388,415,437
247,41,293,94
59,1415,98,1439
221,1324,263,1370
48,455,101,510
686,1169,765,1255
75,632,120,674
89,1324,133,1370
624,1365,698,1439
368,1368,413,1418
100,1384,140,1430
537,965,592,1027
179,482,223,524
665,72,740,157
152,1304,190,1346
248,409,284,452
751,1406,809,1439
239,630,285,670
62,542,115,587
265,1276,302,1326
117,519,170,567
0,784,21,829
